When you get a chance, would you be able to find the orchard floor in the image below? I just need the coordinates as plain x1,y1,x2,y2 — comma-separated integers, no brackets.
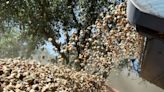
108,68,164,92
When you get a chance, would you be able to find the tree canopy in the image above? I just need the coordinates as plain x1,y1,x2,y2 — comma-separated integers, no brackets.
0,0,114,56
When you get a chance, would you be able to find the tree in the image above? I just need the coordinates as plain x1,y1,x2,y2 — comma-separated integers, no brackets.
0,0,112,58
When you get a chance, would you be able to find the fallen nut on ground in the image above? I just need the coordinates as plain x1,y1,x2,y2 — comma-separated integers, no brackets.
0,58,118,92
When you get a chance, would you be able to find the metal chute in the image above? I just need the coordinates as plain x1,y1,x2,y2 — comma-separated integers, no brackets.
127,0,164,89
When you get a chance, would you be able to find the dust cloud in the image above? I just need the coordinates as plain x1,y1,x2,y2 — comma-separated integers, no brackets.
108,68,164,92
